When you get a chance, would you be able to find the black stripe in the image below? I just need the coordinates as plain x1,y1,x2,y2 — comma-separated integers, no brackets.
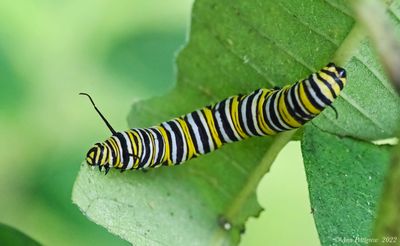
258,90,275,134
218,99,239,141
160,124,173,166
94,143,104,165
262,91,280,131
288,83,311,120
137,129,151,168
191,110,210,153
168,120,185,164
294,83,314,117
283,88,306,125
145,129,157,167
275,90,297,130
308,76,332,106
316,73,337,99
143,128,156,167
151,128,164,166
302,78,325,110
204,105,219,148
256,90,276,134
263,90,287,132
105,140,116,166
236,94,251,136
129,130,140,169
183,114,200,154
229,97,245,140
244,90,261,136
321,69,344,90
211,104,226,144
115,133,130,170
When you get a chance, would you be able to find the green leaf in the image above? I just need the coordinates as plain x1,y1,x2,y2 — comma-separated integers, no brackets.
73,0,400,245
301,125,392,245
73,131,295,245
0,224,40,246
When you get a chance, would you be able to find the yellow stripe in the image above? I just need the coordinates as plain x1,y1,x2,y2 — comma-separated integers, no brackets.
156,126,172,165
176,118,197,160
278,88,302,128
230,96,248,139
256,89,275,135
131,130,142,168
127,131,139,167
101,145,108,164
95,148,101,163
202,107,223,148
113,138,125,168
299,81,320,114
148,130,156,167
108,138,121,167
328,66,340,77
105,145,110,164
318,71,340,99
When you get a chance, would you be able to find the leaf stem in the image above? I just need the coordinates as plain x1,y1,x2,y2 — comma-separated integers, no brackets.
332,23,365,66
353,0,400,94
211,130,296,245
372,133,400,244
225,130,297,221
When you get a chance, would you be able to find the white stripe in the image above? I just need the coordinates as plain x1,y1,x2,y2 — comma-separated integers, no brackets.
264,91,283,132
112,136,124,166
313,73,333,102
215,102,233,143
106,143,114,167
142,129,153,168
251,90,266,135
187,113,205,154
132,130,142,161
172,120,187,163
272,90,291,130
162,122,177,163
224,97,242,141
100,144,109,167
197,110,215,151
135,129,147,166
149,128,160,165
121,132,134,170
240,95,256,136
293,83,313,117
305,79,325,108
150,127,163,165
286,85,305,120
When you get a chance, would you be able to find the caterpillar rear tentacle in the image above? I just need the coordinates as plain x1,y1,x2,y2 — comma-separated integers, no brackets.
82,63,347,174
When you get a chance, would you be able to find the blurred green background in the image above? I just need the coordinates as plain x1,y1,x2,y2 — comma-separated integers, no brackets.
0,1,318,245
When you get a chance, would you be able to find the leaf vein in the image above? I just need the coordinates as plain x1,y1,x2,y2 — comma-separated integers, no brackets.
340,92,387,132
277,2,339,46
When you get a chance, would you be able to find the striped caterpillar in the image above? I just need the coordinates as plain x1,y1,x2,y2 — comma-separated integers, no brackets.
82,63,346,174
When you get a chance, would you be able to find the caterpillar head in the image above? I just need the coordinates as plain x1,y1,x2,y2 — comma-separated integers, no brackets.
323,63,347,95
85,143,111,173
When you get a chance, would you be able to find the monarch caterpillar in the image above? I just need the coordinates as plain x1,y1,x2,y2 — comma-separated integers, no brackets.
82,63,346,174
